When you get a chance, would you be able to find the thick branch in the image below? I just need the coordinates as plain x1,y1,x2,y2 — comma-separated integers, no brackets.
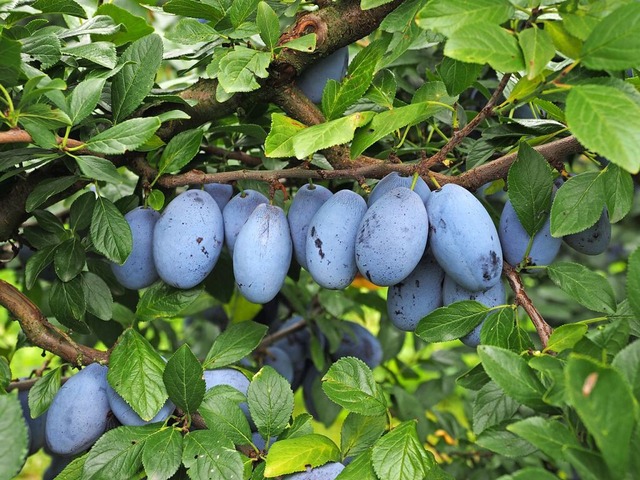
0,279,108,366
503,263,553,349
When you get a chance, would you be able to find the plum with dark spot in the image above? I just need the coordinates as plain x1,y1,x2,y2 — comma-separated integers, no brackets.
106,383,174,426
202,183,234,211
153,190,224,289
387,252,444,331
288,184,333,270
355,187,428,286
297,47,349,104
332,322,382,369
564,209,611,255
368,172,431,207
110,207,160,290
286,462,345,479
223,190,269,254
427,184,503,291
306,190,367,289
234,204,292,304
45,363,110,455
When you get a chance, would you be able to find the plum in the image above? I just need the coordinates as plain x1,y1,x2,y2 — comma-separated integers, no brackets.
306,190,368,289
443,276,506,348
251,431,276,452
271,316,310,389
263,347,294,384
18,387,47,455
234,204,292,304
287,462,345,479
45,363,110,455
106,384,174,426
499,200,561,267
355,187,428,286
563,209,611,255
111,207,160,290
203,368,252,424
202,183,234,211
153,189,224,289
367,172,431,207
427,184,503,291
288,184,333,270
296,47,349,104
387,252,445,331
331,322,382,369
222,189,269,254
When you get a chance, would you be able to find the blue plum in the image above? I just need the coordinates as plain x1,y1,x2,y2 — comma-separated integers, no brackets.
499,200,561,267
288,184,333,270
306,190,368,289
111,207,160,290
223,189,269,254
443,275,506,348
271,316,310,389
45,363,110,455
387,252,445,331
297,47,349,104
355,187,428,286
202,183,234,211
234,204,292,304
106,384,174,426
332,322,382,369
18,387,47,455
367,172,431,207
263,347,294,384
427,184,503,291
153,189,224,289
563,209,611,255
287,462,345,479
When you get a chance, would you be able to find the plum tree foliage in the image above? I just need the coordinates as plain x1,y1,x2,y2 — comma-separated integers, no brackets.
1,0,640,479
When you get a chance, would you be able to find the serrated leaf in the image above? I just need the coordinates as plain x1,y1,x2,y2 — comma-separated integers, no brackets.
257,2,279,51
437,57,483,96
33,209,66,235
602,164,634,223
163,0,225,23
628,247,640,319
199,385,252,446
263,113,305,157
33,0,86,17
550,171,606,236
164,344,205,414
547,262,616,314
248,366,294,440
67,77,106,125
321,357,387,416
204,321,268,368
475,425,538,457
218,46,271,93
416,0,514,36
508,416,581,463
279,413,314,441
108,329,168,421
581,3,640,71
62,42,116,69
415,301,490,343
54,237,85,281
264,434,341,477
59,15,121,39
508,142,554,236
55,454,87,479
49,277,86,328
69,191,97,231
341,412,387,459
142,427,183,480
90,196,132,264
25,245,57,289
95,4,153,45
566,85,640,174
371,421,433,480
544,323,588,353
0,395,28,480
361,0,393,10
473,381,519,435
479,308,516,350
165,18,219,45
28,366,61,419
0,35,22,87
518,27,554,80
21,34,61,70
366,69,397,107
81,271,113,321
26,176,79,213
75,155,122,184
182,431,244,480
157,129,203,176
136,282,203,319
336,450,377,480
282,34,317,52
85,117,161,154
612,340,640,399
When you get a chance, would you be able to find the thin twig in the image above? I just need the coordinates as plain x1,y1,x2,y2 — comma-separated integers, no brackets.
259,319,307,349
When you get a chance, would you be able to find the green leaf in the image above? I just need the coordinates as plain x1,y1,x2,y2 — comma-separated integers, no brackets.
602,164,634,223
96,4,154,46
199,385,252,446
54,454,87,479
341,412,387,459
33,209,66,235
629,247,640,319
279,413,314,441
479,308,528,352
33,0,86,17
321,357,387,416
182,431,244,479
26,176,79,213
60,15,121,39
164,344,205,415
566,355,635,478
350,103,441,158
415,301,490,343
518,27,554,80
508,142,554,236
477,346,548,410
371,421,434,480
218,46,271,93
19,103,71,128
336,450,377,480
437,57,483,96
136,282,203,320
81,271,113,321
204,321,268,369
86,117,161,155
75,155,122,184
157,129,203,176
165,18,219,45
67,77,106,126
366,70,397,107
0,35,22,87
257,2,279,51
416,0,514,36
508,416,581,463
90,196,132,264
547,262,616,314
50,277,86,328
28,366,61,419
62,42,116,69
550,171,606,236
444,23,525,73
544,323,588,353
566,85,640,174
25,245,57,289
263,113,306,157
163,0,225,23
108,329,169,421
282,34,317,52
361,0,393,10
476,426,538,457
21,34,61,70
265,434,341,477
248,366,294,440
472,381,519,435
69,191,97,231
83,425,160,479
581,3,640,71
612,340,640,400
141,427,183,480
229,0,260,27
54,237,85,281
0,395,28,480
